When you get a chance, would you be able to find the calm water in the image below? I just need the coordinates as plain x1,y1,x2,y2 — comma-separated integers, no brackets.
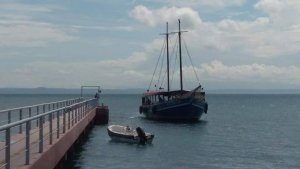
1,94,300,169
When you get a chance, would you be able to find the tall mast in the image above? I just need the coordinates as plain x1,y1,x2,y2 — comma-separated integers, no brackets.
161,22,170,95
166,22,170,93
178,19,183,91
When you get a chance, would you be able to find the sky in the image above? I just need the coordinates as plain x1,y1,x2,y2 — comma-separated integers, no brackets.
1,0,300,90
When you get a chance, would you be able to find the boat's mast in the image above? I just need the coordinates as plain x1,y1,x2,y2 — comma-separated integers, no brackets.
166,22,170,94
178,19,183,91
161,22,170,96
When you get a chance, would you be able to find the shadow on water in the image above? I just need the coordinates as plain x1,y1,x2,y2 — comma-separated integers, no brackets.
139,116,208,126
57,127,94,169
108,140,154,148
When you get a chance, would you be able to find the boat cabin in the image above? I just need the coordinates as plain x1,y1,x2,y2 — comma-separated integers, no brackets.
142,90,189,105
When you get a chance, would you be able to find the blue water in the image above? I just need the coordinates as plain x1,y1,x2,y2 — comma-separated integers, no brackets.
1,94,300,168
0,94,82,110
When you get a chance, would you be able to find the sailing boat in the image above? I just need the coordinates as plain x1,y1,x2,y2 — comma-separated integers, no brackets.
139,19,208,121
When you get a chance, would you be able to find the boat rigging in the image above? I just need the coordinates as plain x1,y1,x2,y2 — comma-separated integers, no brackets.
139,19,208,121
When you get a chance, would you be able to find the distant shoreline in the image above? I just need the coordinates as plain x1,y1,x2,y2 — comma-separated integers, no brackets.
1,88,300,95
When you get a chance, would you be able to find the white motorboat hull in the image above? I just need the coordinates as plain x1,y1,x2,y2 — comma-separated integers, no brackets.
107,125,154,144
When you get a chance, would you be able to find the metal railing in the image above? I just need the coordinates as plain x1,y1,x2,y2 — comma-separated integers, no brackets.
0,98,83,127
0,98,98,169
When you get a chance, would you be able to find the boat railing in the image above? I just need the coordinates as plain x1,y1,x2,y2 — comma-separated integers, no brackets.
0,98,98,169
194,92,205,101
181,86,205,101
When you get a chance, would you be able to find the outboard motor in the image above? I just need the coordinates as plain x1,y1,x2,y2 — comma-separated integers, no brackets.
136,127,147,144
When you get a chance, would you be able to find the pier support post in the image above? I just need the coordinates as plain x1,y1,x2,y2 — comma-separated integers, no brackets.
8,111,11,124
19,109,22,134
29,108,32,130
36,106,39,127
57,111,60,139
25,121,30,165
63,110,66,134
95,105,109,125
68,110,71,129
5,128,10,169
39,116,43,153
49,113,53,145
29,108,31,117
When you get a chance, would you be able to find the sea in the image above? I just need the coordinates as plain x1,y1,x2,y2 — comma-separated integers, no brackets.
0,94,300,169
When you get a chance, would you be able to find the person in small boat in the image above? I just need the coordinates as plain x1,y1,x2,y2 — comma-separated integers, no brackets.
136,127,147,144
125,125,130,132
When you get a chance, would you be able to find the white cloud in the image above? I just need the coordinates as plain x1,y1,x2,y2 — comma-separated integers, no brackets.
217,17,270,32
0,18,75,47
131,5,201,28
2,49,300,89
255,0,300,14
138,0,245,8
99,52,147,70
0,3,75,47
150,60,300,89
255,0,300,27
0,2,52,13
129,4,300,89
132,4,300,58
2,1,300,90
2,52,149,88
179,0,245,8
72,25,134,32
180,60,300,89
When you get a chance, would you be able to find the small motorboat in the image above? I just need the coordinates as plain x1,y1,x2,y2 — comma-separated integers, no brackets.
107,125,154,144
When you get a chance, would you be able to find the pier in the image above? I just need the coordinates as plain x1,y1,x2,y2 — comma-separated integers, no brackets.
0,97,108,169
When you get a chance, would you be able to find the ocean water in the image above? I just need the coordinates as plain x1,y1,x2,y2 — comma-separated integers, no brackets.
1,94,300,169
0,94,81,110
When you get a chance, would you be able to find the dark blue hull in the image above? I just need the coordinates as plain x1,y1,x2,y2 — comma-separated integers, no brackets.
140,97,207,121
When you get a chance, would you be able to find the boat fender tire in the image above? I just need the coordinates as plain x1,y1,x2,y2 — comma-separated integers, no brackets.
139,106,143,114
204,103,208,114
136,127,147,144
